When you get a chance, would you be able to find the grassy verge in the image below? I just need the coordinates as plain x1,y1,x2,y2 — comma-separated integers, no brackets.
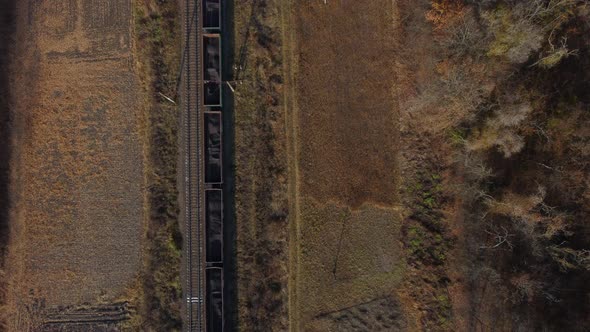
232,0,289,330
126,0,182,330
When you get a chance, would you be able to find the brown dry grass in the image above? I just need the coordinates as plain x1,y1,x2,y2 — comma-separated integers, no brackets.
295,1,400,208
233,0,289,331
124,0,182,330
285,1,406,330
4,0,146,329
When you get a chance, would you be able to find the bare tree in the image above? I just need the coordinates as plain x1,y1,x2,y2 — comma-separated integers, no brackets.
481,226,515,250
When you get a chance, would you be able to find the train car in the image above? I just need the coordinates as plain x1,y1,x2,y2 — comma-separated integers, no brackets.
205,189,223,263
203,34,222,107
204,111,222,184
202,0,221,30
206,106,222,113
206,267,224,332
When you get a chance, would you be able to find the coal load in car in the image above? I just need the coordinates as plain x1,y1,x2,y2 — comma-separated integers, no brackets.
203,34,221,106
204,112,222,184
203,0,221,30
205,189,223,263
206,267,223,332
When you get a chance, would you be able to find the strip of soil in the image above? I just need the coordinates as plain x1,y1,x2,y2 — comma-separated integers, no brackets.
0,0,15,325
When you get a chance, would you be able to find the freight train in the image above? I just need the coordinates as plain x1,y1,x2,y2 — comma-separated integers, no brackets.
202,1,223,331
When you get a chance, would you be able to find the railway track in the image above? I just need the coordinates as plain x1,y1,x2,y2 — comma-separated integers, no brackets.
184,0,205,331
185,1,225,331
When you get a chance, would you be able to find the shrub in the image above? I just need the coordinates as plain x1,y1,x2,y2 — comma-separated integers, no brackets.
426,0,467,30
483,6,544,63
468,101,532,157
442,13,487,57
533,38,578,68
548,246,590,272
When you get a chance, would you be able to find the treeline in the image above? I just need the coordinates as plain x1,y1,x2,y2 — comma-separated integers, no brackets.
422,0,590,330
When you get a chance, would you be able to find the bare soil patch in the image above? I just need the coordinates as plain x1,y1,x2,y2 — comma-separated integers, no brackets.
295,1,399,208
5,0,145,329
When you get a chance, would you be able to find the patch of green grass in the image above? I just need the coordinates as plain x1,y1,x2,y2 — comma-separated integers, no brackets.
423,195,436,208
410,171,445,231
406,222,448,265
448,128,467,146
435,294,452,326
406,169,453,266
408,225,424,255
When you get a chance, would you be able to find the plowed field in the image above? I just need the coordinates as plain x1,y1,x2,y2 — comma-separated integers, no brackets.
5,0,144,329
285,1,405,330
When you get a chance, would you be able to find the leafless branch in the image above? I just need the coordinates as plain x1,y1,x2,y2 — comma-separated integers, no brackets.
481,226,514,250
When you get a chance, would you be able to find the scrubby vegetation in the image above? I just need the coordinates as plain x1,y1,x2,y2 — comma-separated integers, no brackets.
129,0,182,330
402,169,455,330
233,0,290,330
404,0,590,330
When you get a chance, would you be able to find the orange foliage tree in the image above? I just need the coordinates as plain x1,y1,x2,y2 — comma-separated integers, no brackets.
426,0,466,30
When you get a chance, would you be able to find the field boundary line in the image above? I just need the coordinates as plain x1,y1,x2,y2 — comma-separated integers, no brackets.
280,0,302,331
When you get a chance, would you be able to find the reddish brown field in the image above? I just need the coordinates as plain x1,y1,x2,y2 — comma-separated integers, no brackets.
294,1,400,208
5,0,145,329
284,1,406,330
